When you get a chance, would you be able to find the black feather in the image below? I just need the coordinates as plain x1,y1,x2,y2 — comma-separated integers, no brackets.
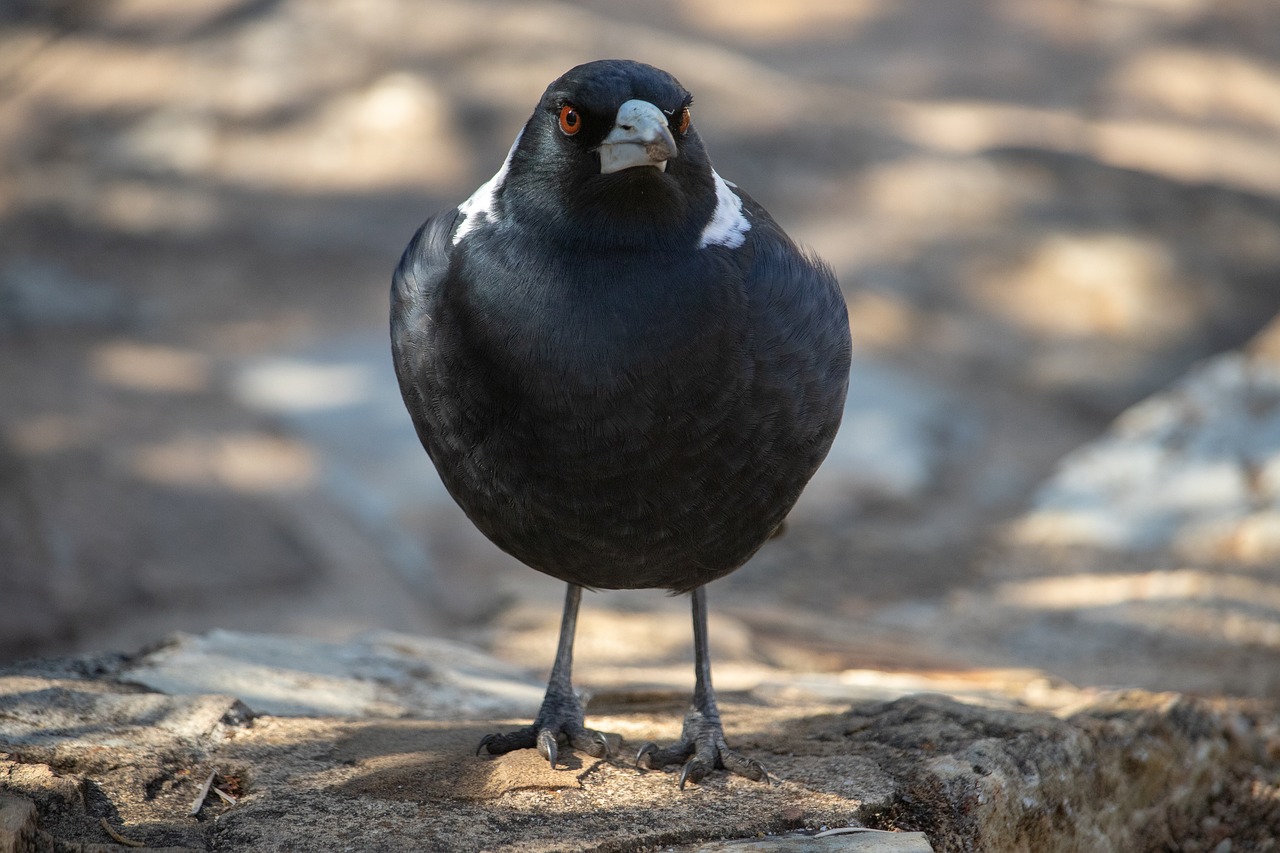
391,59,851,594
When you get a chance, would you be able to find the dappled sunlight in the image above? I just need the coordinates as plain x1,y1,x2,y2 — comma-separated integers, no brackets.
125,629,544,719
972,233,1191,341
1012,349,1280,560
90,70,469,194
841,291,918,352
232,358,376,413
1174,510,1280,565
1090,117,1280,195
857,155,1037,231
0,11,473,238
91,341,211,393
75,182,221,234
994,568,1280,611
893,100,1086,158
141,649,393,718
892,99,1280,195
7,414,90,455
792,153,1055,303
489,599,754,680
675,0,884,42
0,36,195,113
129,431,316,493
761,666,1079,711
1105,47,1280,133
3,0,1280,713
208,73,470,192
991,569,1280,648
1095,0,1213,16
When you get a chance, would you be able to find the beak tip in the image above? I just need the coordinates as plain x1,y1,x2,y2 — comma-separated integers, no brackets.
599,99,679,174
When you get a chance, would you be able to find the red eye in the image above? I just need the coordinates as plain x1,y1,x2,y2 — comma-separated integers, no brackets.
678,107,691,135
558,104,581,135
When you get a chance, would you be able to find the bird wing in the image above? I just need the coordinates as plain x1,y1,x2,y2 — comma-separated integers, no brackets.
391,209,459,330
734,187,852,489
390,208,460,434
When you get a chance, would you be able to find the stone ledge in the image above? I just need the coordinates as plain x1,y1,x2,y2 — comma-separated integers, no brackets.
2,634,1276,852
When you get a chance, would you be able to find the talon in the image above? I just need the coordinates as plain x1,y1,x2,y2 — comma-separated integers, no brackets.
678,757,706,790
723,749,771,783
476,734,496,756
640,705,768,787
635,742,658,769
536,729,559,768
590,731,611,758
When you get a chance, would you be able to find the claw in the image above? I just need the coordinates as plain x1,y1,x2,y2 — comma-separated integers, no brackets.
536,729,559,768
720,748,770,783
635,742,658,769
476,734,496,756
637,708,768,788
678,756,710,790
677,760,693,790
584,730,611,759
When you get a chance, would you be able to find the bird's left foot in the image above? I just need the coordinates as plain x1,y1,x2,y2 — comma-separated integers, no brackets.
635,707,770,788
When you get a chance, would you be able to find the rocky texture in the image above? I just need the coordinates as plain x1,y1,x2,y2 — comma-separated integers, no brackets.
1013,318,1280,564
4,0,1280,667
922,317,1280,700
1,635,1277,852
120,629,544,719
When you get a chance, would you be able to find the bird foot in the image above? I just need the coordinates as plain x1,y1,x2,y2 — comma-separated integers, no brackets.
635,707,770,788
477,708,612,769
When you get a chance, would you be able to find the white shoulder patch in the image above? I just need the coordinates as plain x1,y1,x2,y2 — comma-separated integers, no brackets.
698,170,751,249
452,130,522,246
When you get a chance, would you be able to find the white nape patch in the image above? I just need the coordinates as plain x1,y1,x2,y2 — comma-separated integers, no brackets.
452,130,522,246
698,170,751,249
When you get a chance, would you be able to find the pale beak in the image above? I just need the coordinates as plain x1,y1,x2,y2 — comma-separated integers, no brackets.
597,99,678,174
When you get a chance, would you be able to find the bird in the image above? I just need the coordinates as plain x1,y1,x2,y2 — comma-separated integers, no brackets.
391,59,851,787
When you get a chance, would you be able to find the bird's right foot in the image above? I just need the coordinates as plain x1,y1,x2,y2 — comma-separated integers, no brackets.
476,710,612,769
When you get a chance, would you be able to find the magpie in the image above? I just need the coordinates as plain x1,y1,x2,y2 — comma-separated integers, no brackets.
391,59,851,787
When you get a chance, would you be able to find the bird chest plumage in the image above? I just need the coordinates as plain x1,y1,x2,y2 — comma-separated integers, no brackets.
391,59,850,592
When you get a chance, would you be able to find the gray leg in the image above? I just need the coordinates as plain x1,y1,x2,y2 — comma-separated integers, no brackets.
477,584,610,767
635,586,770,787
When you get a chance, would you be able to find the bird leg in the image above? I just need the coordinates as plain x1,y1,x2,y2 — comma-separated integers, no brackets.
476,583,611,768
635,585,770,788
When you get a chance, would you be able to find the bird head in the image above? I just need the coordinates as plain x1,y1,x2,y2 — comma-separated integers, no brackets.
501,60,718,249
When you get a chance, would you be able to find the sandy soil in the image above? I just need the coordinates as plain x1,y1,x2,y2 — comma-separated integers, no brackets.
2,0,1280,702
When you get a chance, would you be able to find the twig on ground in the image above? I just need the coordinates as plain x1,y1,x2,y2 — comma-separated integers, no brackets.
99,817,145,848
189,768,217,816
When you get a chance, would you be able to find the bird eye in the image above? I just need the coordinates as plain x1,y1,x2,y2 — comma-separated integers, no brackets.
558,105,582,136
677,107,691,135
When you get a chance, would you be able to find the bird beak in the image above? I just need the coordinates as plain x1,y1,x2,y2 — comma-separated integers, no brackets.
597,99,678,174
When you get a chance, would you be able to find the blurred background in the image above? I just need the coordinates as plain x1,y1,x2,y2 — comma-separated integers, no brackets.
2,0,1279,700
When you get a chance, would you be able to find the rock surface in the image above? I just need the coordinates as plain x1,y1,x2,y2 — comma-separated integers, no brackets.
121,629,544,720
1014,319,1280,563
924,317,1280,700
2,633,1278,852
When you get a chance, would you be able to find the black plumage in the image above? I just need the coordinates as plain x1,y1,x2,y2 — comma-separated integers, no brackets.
391,59,851,786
